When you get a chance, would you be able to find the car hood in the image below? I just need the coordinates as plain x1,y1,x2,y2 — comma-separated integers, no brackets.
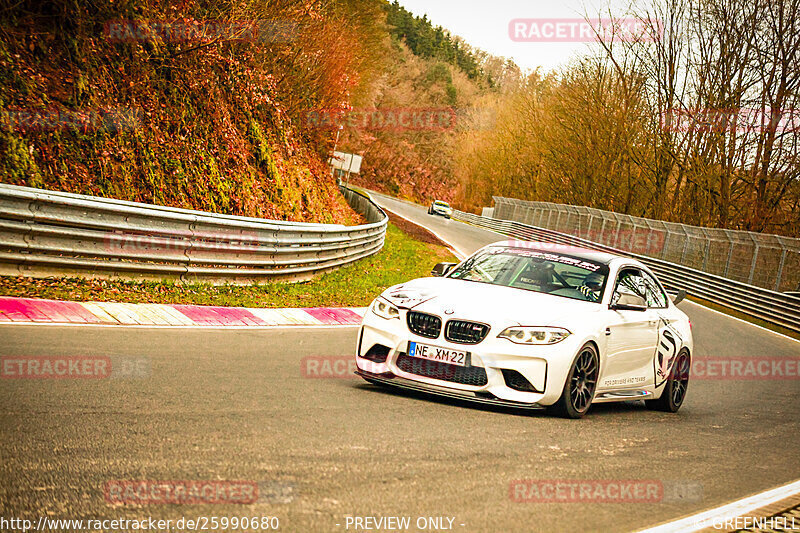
381,276,600,327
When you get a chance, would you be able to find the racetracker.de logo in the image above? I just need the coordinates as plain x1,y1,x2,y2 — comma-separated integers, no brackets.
104,229,261,257
0,107,139,134
510,479,702,503
509,18,662,42
104,481,259,505
104,20,297,43
692,357,800,380
1,356,111,379
660,107,800,134
301,356,357,379
304,108,458,132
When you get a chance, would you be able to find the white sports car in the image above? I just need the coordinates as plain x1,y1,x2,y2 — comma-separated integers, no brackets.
355,241,692,418
427,200,453,218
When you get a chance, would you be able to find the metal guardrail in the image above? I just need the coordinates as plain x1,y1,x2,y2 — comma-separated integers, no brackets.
452,210,800,333
0,183,387,282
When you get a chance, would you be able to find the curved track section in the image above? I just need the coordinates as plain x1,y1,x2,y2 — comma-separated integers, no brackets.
1,192,799,532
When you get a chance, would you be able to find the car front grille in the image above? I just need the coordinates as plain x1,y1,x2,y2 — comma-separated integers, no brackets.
395,353,488,386
445,320,490,344
406,311,441,339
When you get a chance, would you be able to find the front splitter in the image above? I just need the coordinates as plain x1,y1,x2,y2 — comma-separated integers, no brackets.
355,369,545,411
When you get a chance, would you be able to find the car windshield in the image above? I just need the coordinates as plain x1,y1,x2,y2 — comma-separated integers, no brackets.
447,246,610,302
435,201,449,207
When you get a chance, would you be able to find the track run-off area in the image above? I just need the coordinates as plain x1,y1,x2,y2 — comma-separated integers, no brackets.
1,191,799,532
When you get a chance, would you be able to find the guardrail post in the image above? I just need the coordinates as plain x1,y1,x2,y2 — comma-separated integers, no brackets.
680,227,690,265
747,235,760,285
774,247,787,292
701,229,711,271
723,232,734,278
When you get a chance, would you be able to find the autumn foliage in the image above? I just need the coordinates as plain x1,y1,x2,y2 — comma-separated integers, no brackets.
0,0,383,223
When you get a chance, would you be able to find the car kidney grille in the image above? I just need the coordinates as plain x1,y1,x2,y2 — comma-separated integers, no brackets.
445,320,490,344
396,354,488,386
406,311,441,339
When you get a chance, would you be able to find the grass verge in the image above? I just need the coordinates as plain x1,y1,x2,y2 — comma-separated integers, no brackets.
0,223,456,308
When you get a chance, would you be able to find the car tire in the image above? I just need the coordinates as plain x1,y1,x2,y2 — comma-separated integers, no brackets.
645,349,690,413
548,343,599,419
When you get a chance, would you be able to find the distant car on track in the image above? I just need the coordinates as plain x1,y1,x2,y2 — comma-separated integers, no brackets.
355,241,692,418
428,200,452,218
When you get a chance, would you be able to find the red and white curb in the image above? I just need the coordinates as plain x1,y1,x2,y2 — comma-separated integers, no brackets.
0,297,366,327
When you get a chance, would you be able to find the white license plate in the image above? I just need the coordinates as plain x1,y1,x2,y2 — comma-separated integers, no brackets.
408,341,470,367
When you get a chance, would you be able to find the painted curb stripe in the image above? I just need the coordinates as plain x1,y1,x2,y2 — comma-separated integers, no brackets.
80,302,122,324
0,297,363,327
303,307,363,325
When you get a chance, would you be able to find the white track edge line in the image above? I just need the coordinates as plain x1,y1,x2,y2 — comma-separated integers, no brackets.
638,478,800,533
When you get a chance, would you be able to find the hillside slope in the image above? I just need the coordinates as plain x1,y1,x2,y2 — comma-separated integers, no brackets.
0,0,382,224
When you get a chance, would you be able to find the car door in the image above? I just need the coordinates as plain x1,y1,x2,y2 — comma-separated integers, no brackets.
639,269,684,387
601,267,660,389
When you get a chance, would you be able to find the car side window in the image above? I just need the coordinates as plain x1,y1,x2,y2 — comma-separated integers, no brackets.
640,270,668,308
611,268,647,305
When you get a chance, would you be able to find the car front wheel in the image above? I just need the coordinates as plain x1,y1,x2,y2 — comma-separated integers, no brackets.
645,349,690,412
549,343,599,419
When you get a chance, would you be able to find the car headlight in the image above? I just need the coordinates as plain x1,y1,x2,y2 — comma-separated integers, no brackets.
371,298,400,320
497,326,571,345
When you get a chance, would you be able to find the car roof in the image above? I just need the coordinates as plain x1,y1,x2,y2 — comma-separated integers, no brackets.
487,240,626,266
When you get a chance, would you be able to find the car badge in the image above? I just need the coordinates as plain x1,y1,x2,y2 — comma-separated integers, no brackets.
444,308,455,315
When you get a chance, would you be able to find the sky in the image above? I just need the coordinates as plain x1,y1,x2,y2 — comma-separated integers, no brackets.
397,0,638,73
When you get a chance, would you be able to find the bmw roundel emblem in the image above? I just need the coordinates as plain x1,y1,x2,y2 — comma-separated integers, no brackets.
444,308,455,315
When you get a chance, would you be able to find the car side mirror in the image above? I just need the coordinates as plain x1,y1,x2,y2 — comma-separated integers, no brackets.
431,262,457,277
670,289,687,305
610,293,647,311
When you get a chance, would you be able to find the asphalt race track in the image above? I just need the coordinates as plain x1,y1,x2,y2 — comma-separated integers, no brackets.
1,193,799,532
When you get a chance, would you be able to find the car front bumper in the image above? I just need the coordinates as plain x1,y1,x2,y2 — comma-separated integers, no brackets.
355,310,587,407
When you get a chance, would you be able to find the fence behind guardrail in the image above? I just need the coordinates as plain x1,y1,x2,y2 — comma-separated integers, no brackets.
0,183,387,283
